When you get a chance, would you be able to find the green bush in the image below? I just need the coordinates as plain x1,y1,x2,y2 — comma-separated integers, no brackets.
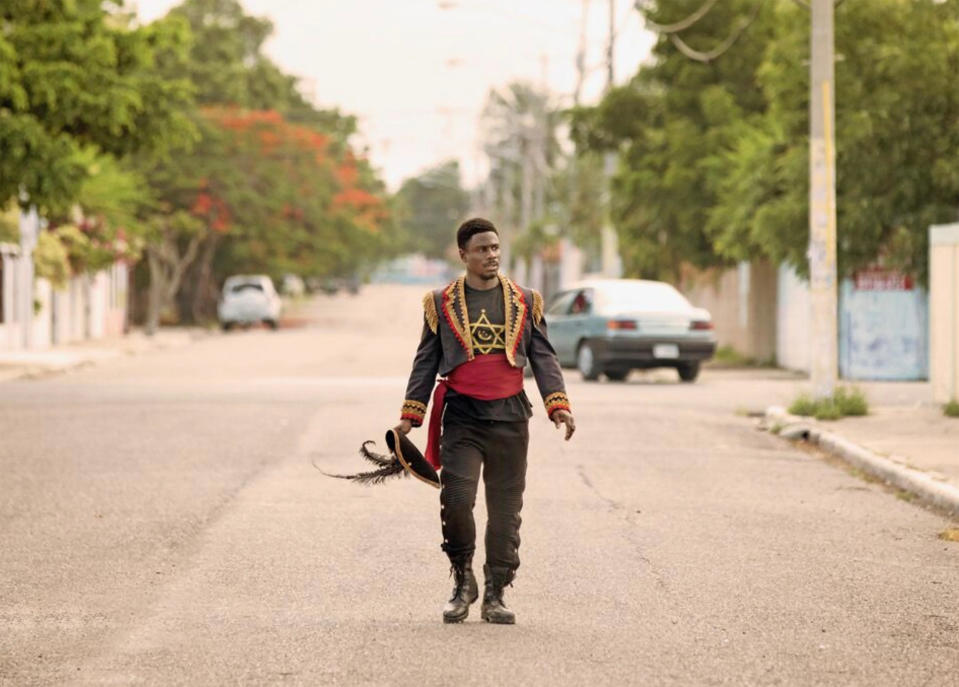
788,386,869,421
33,232,71,289
788,393,818,416
813,399,842,421
834,386,869,416
945,400,959,418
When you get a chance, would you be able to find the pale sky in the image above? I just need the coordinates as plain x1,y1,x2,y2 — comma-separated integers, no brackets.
133,0,656,190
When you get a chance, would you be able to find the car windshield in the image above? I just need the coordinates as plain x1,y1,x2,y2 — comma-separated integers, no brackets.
229,282,264,293
594,282,690,314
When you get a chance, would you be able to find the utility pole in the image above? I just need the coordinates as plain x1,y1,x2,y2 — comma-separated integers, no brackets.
809,0,837,398
601,0,622,278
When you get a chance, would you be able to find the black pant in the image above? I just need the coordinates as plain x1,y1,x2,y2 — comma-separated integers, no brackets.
439,414,529,575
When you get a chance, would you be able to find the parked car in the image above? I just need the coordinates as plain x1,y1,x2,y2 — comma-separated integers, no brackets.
218,275,282,330
281,273,305,298
546,279,716,382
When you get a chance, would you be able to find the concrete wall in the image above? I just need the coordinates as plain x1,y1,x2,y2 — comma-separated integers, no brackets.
778,263,930,380
680,260,778,363
0,261,129,351
839,274,928,381
0,246,21,349
930,223,959,403
777,265,812,373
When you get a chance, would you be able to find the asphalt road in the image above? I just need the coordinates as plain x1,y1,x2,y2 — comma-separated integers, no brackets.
1,284,957,686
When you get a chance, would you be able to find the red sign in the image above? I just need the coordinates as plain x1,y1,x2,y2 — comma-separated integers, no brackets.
853,268,914,291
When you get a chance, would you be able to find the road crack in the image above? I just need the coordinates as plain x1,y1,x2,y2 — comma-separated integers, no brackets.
576,464,670,593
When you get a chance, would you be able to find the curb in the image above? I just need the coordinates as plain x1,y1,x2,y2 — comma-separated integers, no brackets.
765,406,959,516
0,329,209,383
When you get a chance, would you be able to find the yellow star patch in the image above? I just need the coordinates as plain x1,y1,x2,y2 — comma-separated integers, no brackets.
469,308,506,354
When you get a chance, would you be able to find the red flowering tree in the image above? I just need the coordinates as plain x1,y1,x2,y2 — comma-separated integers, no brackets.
139,106,395,328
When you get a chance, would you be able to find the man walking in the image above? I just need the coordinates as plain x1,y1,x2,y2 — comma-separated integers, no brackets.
395,217,575,624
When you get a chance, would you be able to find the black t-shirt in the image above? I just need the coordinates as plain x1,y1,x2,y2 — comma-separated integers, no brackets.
444,282,532,423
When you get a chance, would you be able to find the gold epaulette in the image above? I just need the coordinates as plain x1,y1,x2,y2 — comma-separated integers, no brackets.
423,291,438,334
532,289,545,325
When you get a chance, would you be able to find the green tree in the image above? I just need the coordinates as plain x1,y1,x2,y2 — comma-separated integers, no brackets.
140,108,394,329
0,1,195,212
710,0,959,282
578,0,959,283
480,82,563,251
133,0,395,326
394,160,470,259
166,0,355,140
572,0,776,281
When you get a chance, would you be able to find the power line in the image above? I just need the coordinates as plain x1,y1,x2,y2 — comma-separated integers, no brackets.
635,0,719,34
638,0,771,64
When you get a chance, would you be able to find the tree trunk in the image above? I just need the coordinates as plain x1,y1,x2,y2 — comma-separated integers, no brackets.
145,250,165,336
144,230,202,336
190,233,220,324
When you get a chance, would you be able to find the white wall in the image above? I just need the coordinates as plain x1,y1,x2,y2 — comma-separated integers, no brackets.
930,223,959,403
31,278,52,350
777,264,812,373
0,248,21,349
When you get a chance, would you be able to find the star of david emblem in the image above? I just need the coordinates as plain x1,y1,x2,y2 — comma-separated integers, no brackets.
470,308,506,354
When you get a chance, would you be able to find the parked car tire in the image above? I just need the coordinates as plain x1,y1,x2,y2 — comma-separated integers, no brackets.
604,368,630,382
264,319,279,330
221,321,234,331
577,341,601,381
677,361,700,382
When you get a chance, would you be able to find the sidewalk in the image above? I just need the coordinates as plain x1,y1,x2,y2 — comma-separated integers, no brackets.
0,328,209,382
762,379,959,517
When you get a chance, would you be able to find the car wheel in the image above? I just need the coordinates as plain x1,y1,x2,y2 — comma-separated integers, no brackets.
577,341,601,381
604,368,630,382
677,361,700,382
264,319,279,330
221,321,233,331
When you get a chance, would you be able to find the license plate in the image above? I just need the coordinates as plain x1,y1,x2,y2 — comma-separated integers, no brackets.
653,343,680,359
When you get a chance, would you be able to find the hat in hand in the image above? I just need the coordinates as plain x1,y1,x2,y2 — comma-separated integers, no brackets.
319,429,440,489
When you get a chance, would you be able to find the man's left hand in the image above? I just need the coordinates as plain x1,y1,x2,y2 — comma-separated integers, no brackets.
552,409,576,441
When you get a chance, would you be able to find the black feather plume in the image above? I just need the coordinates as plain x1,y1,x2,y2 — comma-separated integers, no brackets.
359,440,394,467
317,460,408,486
310,440,409,486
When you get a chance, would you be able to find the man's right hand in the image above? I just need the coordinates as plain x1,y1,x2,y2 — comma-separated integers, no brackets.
394,419,413,436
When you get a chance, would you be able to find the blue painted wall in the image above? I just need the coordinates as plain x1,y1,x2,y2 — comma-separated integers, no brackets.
839,280,929,380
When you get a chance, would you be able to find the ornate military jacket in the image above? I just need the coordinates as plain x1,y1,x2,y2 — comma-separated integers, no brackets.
400,275,571,426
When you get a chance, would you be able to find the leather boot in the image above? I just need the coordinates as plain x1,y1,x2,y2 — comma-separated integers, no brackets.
442,563,478,623
480,565,515,625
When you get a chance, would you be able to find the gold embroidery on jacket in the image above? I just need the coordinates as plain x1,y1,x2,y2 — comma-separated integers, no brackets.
500,276,526,367
400,399,427,424
443,277,474,359
532,289,544,325
422,291,438,334
544,392,571,415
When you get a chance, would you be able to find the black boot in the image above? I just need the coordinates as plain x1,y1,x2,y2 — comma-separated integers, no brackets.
442,563,478,624
480,565,515,625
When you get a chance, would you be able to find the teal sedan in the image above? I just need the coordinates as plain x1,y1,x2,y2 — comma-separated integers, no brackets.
545,279,717,382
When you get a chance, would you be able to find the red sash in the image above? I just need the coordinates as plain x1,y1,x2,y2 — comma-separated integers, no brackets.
425,353,523,469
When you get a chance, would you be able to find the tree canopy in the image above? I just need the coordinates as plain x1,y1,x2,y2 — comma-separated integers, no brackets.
575,0,959,283
394,160,471,260
0,1,195,212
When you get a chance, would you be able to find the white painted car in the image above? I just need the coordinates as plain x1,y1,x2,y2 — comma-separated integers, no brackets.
547,279,717,382
217,275,282,330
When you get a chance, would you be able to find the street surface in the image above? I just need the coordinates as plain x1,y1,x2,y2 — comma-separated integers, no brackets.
1,285,957,686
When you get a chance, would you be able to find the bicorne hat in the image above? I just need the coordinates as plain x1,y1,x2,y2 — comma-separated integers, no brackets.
319,429,440,489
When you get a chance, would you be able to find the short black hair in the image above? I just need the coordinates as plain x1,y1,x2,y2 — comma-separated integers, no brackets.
456,217,498,250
